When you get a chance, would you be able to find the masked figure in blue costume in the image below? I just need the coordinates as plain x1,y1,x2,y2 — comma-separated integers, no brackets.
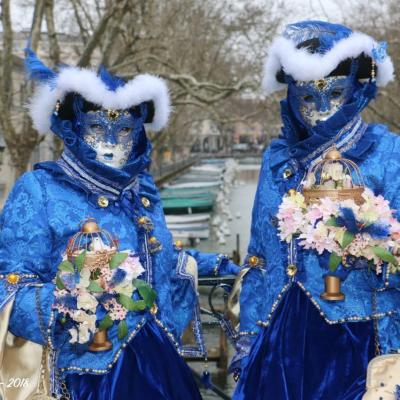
0,51,239,400
232,21,400,400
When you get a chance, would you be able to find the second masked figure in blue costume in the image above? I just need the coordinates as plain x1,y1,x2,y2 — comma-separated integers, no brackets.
232,21,400,400
0,51,239,400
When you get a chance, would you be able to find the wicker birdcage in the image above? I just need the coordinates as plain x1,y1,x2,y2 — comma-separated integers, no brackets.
302,147,365,205
66,218,118,271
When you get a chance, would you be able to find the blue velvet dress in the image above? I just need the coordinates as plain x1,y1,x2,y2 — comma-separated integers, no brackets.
0,120,235,398
232,94,400,399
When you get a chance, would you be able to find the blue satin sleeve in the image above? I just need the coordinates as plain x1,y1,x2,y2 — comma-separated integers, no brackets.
247,149,276,259
186,249,240,276
0,172,56,345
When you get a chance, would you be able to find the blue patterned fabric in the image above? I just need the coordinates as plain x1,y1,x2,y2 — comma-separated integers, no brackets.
234,285,375,400
66,319,201,400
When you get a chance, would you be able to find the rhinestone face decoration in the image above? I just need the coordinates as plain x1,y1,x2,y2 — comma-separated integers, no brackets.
294,76,353,127
82,109,136,169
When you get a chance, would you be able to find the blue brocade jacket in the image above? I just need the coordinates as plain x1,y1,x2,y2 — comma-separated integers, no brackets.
0,142,234,377
236,120,400,367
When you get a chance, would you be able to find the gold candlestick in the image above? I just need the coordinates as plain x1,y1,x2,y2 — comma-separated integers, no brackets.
89,329,112,352
320,275,345,301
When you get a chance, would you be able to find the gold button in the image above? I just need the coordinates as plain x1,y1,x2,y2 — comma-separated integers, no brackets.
288,189,297,197
150,303,158,315
286,264,297,277
138,216,147,225
141,197,151,208
149,236,158,244
283,169,292,179
175,240,183,248
6,273,20,285
248,256,259,266
97,196,109,208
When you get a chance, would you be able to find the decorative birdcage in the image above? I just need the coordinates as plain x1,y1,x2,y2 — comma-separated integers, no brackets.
66,218,118,271
302,147,365,205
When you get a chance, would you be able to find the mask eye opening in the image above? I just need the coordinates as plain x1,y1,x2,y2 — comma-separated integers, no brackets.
303,95,314,103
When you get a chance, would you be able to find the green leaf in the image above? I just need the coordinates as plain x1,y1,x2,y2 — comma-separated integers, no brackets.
75,251,86,273
118,293,136,310
372,246,398,266
59,260,75,273
87,280,104,292
326,217,338,227
339,231,354,249
56,273,65,290
98,314,113,331
118,320,128,340
131,300,147,311
138,286,157,308
109,252,129,270
118,294,147,311
133,279,147,288
329,252,342,272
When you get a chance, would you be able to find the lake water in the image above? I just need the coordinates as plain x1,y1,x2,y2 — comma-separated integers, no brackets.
188,161,260,399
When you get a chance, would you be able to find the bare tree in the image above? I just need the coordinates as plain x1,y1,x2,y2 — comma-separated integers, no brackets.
0,0,285,180
341,0,400,132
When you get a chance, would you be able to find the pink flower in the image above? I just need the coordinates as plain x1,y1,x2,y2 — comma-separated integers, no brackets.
298,222,340,255
119,254,145,281
318,197,339,220
305,205,323,225
104,298,128,321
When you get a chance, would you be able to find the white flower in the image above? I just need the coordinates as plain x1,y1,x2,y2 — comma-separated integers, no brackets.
114,281,135,297
77,268,91,290
342,174,353,189
77,324,91,344
72,310,97,333
90,237,108,251
324,162,344,181
77,291,98,313
68,322,93,344
321,179,335,189
303,173,316,189
68,328,78,344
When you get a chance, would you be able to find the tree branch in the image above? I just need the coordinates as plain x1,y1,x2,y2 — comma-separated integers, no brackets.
77,1,126,67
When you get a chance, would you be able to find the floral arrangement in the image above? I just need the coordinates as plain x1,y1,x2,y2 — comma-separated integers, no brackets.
277,188,400,274
53,249,156,345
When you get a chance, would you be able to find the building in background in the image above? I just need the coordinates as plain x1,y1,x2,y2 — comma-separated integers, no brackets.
190,120,223,153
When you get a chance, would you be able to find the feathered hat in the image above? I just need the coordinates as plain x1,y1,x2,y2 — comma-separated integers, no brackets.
262,21,395,95
25,49,171,134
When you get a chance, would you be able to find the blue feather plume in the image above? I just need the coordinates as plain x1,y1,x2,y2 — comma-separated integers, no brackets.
336,207,389,239
336,207,358,234
98,66,125,91
24,47,57,83
97,292,114,303
363,223,389,239
110,268,127,287
284,21,352,54
55,294,77,310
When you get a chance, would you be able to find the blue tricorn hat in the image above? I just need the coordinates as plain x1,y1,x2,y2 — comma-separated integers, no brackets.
25,49,171,134
262,20,394,95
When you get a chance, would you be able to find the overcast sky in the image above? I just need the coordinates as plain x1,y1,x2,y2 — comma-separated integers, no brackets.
9,0,352,33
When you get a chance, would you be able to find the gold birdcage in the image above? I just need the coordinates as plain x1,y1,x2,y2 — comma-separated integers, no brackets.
66,218,117,352
302,147,365,205
66,218,118,271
